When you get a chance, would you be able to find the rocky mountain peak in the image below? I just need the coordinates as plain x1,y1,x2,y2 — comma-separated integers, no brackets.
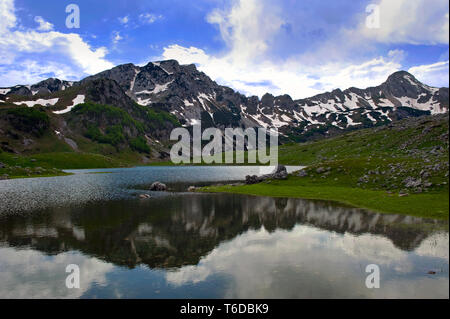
384,70,424,90
1,61,448,143
381,70,432,100
386,70,417,82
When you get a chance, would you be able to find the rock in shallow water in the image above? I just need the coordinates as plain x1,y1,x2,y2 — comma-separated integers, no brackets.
150,182,167,191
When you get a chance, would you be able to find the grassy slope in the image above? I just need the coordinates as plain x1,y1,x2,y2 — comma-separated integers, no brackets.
0,147,168,178
0,151,128,169
202,176,449,219
0,103,177,176
201,115,450,219
0,151,130,179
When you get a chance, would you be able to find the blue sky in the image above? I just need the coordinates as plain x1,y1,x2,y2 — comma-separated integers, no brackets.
1,0,448,98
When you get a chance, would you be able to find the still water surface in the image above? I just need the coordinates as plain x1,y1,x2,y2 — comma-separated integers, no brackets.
0,166,448,298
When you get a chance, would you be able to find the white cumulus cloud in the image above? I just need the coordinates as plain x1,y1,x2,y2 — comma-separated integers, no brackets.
158,0,449,99
0,0,114,86
139,13,163,24
359,0,449,45
112,31,123,44
118,15,129,25
0,0,16,33
409,60,450,87
161,45,404,99
206,0,284,63
34,16,54,31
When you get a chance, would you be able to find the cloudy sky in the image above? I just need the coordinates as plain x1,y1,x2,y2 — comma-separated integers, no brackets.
0,0,448,99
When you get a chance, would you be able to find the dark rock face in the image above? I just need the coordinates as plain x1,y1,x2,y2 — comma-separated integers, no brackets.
436,88,449,110
2,78,74,97
33,78,74,95
83,78,134,110
82,63,139,92
150,182,167,191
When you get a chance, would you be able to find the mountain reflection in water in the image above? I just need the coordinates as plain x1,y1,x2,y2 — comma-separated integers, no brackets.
0,193,448,298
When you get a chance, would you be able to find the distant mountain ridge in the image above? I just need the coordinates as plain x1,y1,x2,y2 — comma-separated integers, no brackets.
1,60,448,142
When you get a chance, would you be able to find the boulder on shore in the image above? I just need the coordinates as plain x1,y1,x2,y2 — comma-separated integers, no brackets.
245,175,263,184
269,165,288,179
150,182,167,191
245,165,288,185
297,169,308,177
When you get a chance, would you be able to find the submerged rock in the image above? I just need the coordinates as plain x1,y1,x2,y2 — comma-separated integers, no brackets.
150,182,167,191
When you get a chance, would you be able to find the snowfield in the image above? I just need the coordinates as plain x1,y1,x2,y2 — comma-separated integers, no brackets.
53,95,85,114
14,98,59,107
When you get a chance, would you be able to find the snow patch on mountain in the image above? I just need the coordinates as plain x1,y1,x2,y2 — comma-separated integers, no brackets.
197,93,215,115
152,80,174,94
53,95,85,114
137,96,153,106
135,80,174,105
344,93,363,110
184,99,195,107
346,115,361,127
365,112,376,122
14,98,59,107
